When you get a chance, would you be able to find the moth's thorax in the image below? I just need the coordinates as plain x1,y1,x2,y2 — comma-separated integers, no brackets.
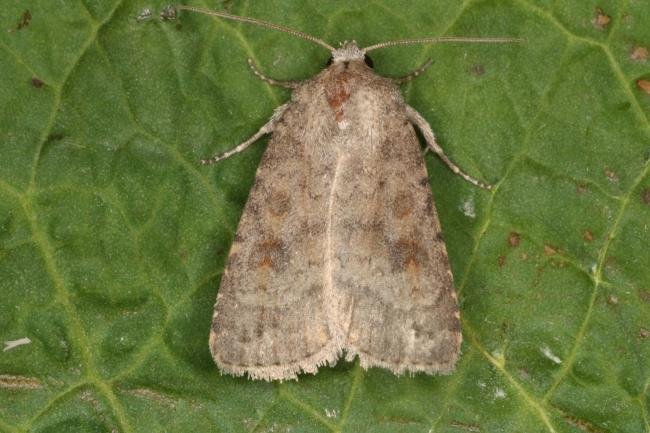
304,61,402,135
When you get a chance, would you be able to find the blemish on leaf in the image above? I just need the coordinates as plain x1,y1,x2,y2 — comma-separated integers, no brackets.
540,345,562,364
461,196,475,218
450,420,480,432
640,328,649,339
630,46,648,62
544,244,559,256
638,288,650,303
497,255,506,267
80,389,101,408
641,188,650,204
518,368,531,380
0,374,41,390
583,230,594,242
508,232,521,247
222,0,234,12
31,77,44,88
576,183,588,195
606,294,618,305
604,169,619,182
378,415,418,425
324,408,338,418
637,79,650,95
562,411,606,433
470,64,485,76
10,10,32,31
46,132,65,142
136,8,153,22
592,7,611,30
3,337,31,351
160,5,177,21
127,387,177,408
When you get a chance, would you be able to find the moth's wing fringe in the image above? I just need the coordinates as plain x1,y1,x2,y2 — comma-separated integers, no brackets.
213,337,343,381
344,336,461,376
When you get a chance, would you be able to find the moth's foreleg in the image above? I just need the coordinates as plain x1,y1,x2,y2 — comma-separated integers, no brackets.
405,105,492,190
200,103,289,165
247,58,301,89
391,59,433,85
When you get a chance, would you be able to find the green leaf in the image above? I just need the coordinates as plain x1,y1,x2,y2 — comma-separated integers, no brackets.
1,1,649,432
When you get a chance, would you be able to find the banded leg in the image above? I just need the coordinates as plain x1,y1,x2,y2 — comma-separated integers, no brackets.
392,59,433,85
247,59,301,89
200,103,289,165
405,105,492,190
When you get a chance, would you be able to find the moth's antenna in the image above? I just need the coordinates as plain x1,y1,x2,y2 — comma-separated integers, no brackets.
364,37,525,52
165,5,335,52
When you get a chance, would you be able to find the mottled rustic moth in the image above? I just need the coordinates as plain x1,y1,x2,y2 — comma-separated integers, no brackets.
162,5,521,381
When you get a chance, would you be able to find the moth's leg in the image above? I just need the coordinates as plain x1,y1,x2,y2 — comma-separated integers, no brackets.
392,59,432,85
405,105,492,190
200,103,289,165
247,59,301,89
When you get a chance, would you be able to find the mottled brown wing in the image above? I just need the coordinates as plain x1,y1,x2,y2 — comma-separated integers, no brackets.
333,109,462,375
209,103,339,381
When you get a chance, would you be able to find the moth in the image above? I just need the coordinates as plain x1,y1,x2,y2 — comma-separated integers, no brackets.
163,5,520,381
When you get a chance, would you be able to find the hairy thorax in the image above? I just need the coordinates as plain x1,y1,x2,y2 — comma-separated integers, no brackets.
290,60,406,156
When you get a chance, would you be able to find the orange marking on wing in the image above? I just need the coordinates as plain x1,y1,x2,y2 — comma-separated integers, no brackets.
325,73,350,123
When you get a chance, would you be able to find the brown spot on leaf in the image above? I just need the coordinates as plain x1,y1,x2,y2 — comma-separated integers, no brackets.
605,169,619,182
544,244,559,256
11,10,32,31
520,252,529,261
630,46,649,62
0,374,41,390
583,230,594,242
592,7,611,30
508,232,521,247
31,77,44,88
450,421,480,432
47,132,65,142
642,188,650,204
127,388,177,408
576,183,588,195
497,255,506,267
637,79,650,95
640,328,649,339
638,288,650,303
377,415,419,425
606,294,618,305
562,411,606,433
470,64,485,76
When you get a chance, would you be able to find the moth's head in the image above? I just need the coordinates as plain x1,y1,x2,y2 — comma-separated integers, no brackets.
327,41,374,68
